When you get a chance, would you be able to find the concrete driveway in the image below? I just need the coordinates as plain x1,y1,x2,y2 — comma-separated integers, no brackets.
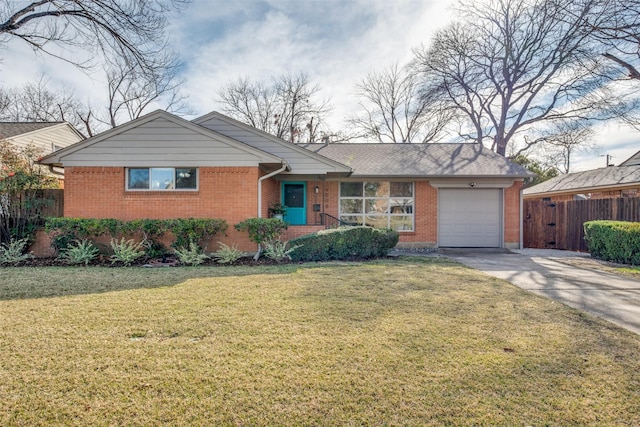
441,248,640,335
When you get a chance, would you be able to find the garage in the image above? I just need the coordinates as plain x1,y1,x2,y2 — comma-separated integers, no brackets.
438,188,502,247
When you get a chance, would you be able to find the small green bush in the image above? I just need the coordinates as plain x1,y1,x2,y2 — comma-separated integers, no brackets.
235,218,288,259
584,220,640,265
174,241,210,266
234,218,288,245
213,242,246,264
289,226,399,262
59,239,100,265
110,238,146,266
0,238,34,265
167,218,228,250
45,218,122,253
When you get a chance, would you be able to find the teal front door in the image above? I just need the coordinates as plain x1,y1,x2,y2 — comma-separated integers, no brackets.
282,182,306,225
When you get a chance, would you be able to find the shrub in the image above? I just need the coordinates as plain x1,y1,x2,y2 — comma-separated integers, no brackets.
110,238,146,266
235,218,288,259
120,219,168,257
289,226,399,262
584,220,640,265
174,241,210,266
59,239,100,265
45,217,229,257
167,218,228,250
212,242,245,264
0,238,34,265
263,240,301,262
45,217,122,253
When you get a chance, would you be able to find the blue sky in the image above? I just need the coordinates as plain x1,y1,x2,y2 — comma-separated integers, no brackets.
1,0,637,171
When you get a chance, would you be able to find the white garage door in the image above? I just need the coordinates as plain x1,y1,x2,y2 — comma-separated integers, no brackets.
438,189,501,247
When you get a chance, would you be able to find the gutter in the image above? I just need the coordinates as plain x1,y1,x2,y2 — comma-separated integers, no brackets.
257,162,289,217
48,165,65,177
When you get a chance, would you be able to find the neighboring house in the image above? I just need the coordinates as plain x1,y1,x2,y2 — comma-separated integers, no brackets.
38,110,532,251
523,159,640,202
0,122,85,184
619,150,640,167
0,122,84,154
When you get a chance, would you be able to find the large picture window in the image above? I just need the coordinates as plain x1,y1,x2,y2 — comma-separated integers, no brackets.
127,168,197,190
339,181,414,231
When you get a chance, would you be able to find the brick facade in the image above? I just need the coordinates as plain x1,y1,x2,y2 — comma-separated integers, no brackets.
29,169,523,256
63,166,262,251
504,181,523,248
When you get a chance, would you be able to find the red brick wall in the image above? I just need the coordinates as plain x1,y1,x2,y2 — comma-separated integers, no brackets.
504,181,523,248
63,166,262,251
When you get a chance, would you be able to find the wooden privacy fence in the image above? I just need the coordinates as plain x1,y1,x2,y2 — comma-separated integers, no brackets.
523,197,640,252
39,189,64,217
5,189,64,218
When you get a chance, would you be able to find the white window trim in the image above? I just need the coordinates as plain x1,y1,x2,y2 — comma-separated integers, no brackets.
125,167,199,191
339,181,415,232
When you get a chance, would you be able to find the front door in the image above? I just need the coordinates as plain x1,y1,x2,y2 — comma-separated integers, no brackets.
282,182,306,225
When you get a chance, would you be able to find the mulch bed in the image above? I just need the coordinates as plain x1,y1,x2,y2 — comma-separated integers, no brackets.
3,254,290,268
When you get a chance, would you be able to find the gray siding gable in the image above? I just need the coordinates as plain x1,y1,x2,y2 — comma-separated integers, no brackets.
39,110,284,167
192,112,352,175
1,122,83,155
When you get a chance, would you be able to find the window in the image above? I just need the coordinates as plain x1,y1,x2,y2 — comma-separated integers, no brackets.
339,181,414,231
126,168,197,190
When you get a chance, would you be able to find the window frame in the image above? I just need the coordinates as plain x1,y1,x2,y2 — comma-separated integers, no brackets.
125,167,199,191
339,181,415,232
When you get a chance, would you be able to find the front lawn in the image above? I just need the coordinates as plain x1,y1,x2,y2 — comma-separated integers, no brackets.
1,258,639,425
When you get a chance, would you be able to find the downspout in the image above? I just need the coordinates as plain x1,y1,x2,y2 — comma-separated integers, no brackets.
257,162,288,218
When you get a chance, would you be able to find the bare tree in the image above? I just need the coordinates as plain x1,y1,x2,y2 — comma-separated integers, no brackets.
348,63,454,143
0,76,99,137
415,0,640,156
101,55,190,128
587,0,640,81
511,121,597,173
0,1,189,75
218,73,332,143
543,122,596,173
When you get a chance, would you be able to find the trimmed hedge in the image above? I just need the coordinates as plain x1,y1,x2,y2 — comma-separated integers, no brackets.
289,226,399,262
584,220,640,265
44,217,228,253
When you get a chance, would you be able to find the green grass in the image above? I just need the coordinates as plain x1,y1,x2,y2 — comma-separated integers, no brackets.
1,257,640,425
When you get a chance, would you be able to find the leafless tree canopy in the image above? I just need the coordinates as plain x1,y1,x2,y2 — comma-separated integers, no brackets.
347,63,455,143
415,0,640,156
218,73,332,143
101,56,190,129
511,121,597,173
0,72,190,137
588,0,640,81
0,1,190,135
0,77,97,137
0,0,189,74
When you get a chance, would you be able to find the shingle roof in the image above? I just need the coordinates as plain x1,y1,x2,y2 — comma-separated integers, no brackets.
523,165,640,195
0,122,61,139
303,143,533,177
